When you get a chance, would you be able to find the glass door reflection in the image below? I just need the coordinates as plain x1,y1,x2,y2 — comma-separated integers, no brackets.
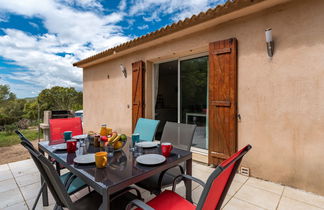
180,56,208,149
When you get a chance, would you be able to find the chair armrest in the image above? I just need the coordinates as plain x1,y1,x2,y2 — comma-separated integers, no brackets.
110,186,143,202
126,199,154,210
62,173,73,186
158,164,185,188
172,174,205,192
65,174,77,190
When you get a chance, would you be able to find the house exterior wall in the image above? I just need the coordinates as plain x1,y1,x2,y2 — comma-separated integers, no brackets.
83,0,324,195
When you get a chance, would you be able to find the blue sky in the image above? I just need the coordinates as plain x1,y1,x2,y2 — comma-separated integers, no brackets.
0,0,226,98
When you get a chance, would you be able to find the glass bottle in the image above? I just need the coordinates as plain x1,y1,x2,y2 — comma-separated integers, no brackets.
100,124,108,136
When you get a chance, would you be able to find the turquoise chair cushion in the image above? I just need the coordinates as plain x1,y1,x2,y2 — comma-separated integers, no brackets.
60,172,87,194
133,118,160,142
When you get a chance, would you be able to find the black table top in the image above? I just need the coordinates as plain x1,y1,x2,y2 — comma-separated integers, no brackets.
38,138,192,195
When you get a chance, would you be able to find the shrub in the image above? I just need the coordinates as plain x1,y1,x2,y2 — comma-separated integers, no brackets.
0,115,17,127
28,120,39,127
17,119,31,129
4,124,17,135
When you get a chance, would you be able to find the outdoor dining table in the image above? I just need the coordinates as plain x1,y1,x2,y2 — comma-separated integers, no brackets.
38,138,192,210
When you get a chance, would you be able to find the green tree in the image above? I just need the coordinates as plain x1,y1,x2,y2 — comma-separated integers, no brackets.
0,85,16,104
0,85,20,125
5,99,26,119
38,86,83,111
0,85,83,126
23,99,38,120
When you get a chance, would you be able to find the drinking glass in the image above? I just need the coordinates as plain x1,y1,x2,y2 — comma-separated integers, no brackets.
83,137,90,154
134,144,143,157
130,133,140,151
106,144,114,158
79,137,85,147
63,131,73,141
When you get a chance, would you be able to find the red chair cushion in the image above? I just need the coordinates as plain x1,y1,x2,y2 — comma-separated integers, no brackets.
136,190,195,210
49,118,83,145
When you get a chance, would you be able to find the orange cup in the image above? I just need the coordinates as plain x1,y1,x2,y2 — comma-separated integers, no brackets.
95,152,107,168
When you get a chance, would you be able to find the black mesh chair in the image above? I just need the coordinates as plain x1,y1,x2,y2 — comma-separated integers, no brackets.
136,122,196,194
16,130,90,209
18,131,142,210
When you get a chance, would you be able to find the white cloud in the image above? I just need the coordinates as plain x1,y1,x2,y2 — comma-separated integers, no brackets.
0,77,41,98
0,13,8,22
118,0,127,11
0,0,130,56
143,11,161,22
0,0,227,98
59,0,104,11
28,22,39,29
137,24,148,30
130,0,226,22
0,29,82,90
0,0,131,98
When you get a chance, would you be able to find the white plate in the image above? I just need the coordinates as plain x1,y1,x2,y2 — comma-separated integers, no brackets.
74,154,95,164
136,154,166,165
135,142,158,148
51,143,67,150
72,134,88,139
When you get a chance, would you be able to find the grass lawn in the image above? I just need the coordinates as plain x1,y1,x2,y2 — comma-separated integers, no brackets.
0,129,39,147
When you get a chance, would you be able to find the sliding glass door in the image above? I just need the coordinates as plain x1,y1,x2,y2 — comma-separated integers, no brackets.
154,61,178,140
154,55,208,150
180,56,208,149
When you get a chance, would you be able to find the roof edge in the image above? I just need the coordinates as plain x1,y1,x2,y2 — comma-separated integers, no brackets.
73,0,267,67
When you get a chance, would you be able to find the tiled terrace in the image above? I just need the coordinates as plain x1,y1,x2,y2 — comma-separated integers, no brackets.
1,159,324,210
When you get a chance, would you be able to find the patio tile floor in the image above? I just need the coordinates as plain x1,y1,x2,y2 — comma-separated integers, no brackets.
1,159,324,210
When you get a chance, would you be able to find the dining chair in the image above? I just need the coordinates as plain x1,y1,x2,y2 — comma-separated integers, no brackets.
20,139,142,210
133,118,160,142
136,122,196,194
127,144,252,210
16,130,87,210
49,117,83,145
49,117,83,174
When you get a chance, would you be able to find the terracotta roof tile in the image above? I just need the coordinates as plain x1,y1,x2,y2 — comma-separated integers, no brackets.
73,0,264,67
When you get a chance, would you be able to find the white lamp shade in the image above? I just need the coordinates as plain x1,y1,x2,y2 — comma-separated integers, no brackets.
265,29,272,42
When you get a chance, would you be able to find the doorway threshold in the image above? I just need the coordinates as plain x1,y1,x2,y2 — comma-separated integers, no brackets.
191,147,208,164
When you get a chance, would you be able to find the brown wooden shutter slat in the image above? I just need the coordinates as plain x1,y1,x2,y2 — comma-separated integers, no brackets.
210,100,231,107
132,61,145,132
212,48,231,55
208,38,238,165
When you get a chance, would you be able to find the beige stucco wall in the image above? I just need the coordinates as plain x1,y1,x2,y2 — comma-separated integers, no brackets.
83,0,324,195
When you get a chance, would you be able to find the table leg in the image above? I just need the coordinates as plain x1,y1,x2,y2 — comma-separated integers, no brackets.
55,161,61,175
39,149,49,206
185,158,193,202
99,191,110,210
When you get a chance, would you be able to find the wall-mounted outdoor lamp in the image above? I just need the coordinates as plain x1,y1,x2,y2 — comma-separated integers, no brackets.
265,28,274,57
120,64,127,78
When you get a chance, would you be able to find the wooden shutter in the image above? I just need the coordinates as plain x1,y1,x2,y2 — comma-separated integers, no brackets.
208,38,238,165
132,61,145,132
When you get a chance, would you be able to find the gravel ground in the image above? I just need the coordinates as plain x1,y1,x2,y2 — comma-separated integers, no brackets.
0,139,39,165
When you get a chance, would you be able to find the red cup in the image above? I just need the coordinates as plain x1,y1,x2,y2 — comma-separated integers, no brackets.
66,140,77,153
161,143,173,157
